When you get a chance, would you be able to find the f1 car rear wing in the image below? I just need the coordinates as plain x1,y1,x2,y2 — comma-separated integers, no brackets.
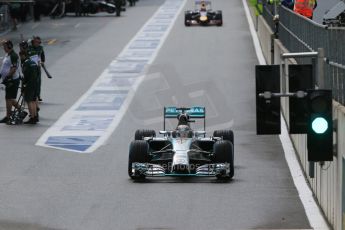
195,0,211,4
195,0,212,8
163,106,206,130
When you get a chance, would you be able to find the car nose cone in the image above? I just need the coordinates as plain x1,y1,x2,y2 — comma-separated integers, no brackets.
200,15,208,21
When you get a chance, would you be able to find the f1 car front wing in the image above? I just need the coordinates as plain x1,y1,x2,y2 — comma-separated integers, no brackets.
131,163,230,177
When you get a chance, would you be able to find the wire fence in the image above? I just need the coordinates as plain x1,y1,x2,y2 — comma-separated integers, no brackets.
261,0,276,32
260,1,345,105
279,5,345,105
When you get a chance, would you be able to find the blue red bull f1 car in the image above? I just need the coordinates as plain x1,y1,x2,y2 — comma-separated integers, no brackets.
184,0,223,26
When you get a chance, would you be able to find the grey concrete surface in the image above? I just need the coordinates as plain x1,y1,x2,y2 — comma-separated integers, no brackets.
0,0,312,229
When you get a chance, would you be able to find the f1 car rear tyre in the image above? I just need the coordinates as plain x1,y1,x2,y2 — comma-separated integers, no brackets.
213,130,234,145
135,129,156,140
128,140,149,179
213,140,234,179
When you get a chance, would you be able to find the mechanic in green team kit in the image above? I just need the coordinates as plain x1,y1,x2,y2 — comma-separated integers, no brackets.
28,36,45,102
19,50,39,124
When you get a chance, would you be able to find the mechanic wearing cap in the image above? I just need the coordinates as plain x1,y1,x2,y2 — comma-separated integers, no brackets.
21,39,40,117
0,40,21,124
19,51,39,124
28,36,45,102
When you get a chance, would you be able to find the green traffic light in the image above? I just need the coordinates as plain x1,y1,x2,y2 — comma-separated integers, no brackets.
311,117,328,134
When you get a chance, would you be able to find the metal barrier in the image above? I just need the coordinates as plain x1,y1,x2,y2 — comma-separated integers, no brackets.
278,5,345,105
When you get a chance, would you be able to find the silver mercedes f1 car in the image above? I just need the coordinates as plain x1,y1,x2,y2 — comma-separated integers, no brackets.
128,107,234,180
184,0,223,26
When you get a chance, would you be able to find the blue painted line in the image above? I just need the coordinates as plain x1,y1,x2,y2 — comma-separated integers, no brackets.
108,62,146,73
97,77,136,88
45,136,99,152
76,90,127,111
143,25,169,32
129,40,160,49
62,115,113,131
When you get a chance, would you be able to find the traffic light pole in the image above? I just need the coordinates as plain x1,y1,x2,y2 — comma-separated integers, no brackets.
258,91,307,99
281,49,325,88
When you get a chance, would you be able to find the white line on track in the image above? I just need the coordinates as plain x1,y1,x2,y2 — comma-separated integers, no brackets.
241,0,329,229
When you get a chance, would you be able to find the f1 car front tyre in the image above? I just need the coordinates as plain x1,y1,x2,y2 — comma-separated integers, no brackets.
215,10,223,26
135,129,156,140
128,140,149,179
217,19,223,26
213,140,234,179
185,11,191,26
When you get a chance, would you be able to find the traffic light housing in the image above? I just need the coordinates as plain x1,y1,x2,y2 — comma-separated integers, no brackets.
289,65,313,134
256,65,281,135
307,89,333,162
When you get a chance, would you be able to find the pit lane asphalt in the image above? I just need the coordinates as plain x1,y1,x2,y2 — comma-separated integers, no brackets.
0,0,312,229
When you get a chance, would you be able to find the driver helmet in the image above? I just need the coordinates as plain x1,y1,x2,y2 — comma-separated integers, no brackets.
177,113,190,125
200,2,207,11
176,125,192,138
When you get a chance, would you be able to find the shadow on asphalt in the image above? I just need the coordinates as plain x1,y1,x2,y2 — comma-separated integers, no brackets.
0,220,63,230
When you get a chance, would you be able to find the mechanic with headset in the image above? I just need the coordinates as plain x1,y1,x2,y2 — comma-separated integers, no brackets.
0,40,21,124
19,50,39,124
28,36,45,102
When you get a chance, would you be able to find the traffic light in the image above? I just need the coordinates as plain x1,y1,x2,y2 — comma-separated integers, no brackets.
289,65,313,134
307,89,333,162
256,65,281,135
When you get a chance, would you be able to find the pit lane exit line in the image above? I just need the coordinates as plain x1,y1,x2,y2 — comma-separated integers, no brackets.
36,0,187,153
